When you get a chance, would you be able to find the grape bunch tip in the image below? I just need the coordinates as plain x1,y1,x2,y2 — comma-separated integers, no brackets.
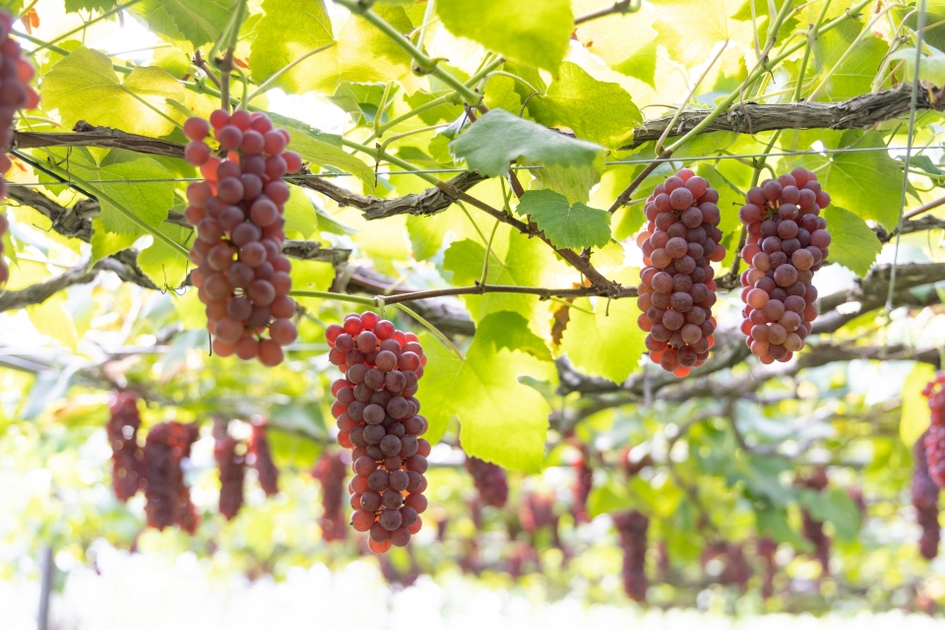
326,311,431,553
184,109,304,367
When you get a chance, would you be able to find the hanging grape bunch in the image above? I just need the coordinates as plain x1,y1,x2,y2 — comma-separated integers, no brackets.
106,392,143,502
142,421,200,533
912,430,940,560
182,109,303,366
637,169,724,376
325,312,430,553
214,422,246,521
738,168,830,363
248,418,280,496
464,455,508,508
313,451,349,542
924,372,945,488
0,11,39,290
797,468,831,574
613,510,649,602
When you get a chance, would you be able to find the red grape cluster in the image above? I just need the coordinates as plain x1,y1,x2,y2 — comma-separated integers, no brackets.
571,453,592,524
912,430,941,560
0,12,39,290
702,541,751,590
142,422,200,533
182,109,303,366
757,537,777,599
106,392,143,502
637,169,724,376
313,451,349,542
613,510,649,602
248,419,280,496
797,468,830,574
924,373,945,488
325,311,431,553
214,426,245,521
737,168,830,363
464,455,508,508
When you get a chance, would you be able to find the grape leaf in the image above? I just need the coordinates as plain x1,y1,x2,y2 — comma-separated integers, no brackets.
136,223,192,288
573,0,658,87
419,311,555,472
435,0,572,74
651,0,753,66
812,20,886,101
450,109,604,178
64,0,118,11
798,488,861,542
820,131,903,229
822,206,881,277
528,62,642,148
901,362,937,447
41,48,186,137
249,0,421,96
888,46,945,87
559,268,645,384
514,189,611,250
527,157,602,205
130,0,239,50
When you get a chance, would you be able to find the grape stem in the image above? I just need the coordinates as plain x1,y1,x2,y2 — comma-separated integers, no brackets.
573,0,641,25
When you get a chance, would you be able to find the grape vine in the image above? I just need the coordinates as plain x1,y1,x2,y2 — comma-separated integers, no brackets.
738,169,830,362
325,311,430,553
183,110,303,366
637,169,724,376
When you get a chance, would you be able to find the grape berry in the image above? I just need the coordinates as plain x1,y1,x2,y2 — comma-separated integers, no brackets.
637,169,724,376
183,109,303,366
924,373,945,488
912,430,941,560
737,168,829,363
0,12,39,290
325,311,430,553
106,392,143,502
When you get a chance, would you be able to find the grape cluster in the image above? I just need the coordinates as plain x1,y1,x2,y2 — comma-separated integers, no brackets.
248,419,279,496
325,311,430,553
182,109,303,366
912,430,941,560
702,541,751,590
797,468,830,574
737,168,830,363
924,373,945,488
0,12,39,290
571,453,593,524
214,426,245,521
613,510,649,602
637,169,724,376
142,422,200,533
106,392,143,502
756,537,777,599
464,455,508,508
313,451,348,542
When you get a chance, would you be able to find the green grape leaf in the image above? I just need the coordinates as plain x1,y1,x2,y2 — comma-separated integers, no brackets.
64,0,118,11
901,362,937,446
812,20,886,101
558,267,645,383
820,131,903,229
822,206,881,277
798,488,861,543
130,0,238,50
90,218,138,262
575,3,658,87
436,0,572,74
514,189,611,250
419,311,554,472
472,310,552,362
137,223,192,288
450,109,604,178
651,0,753,66
249,0,420,96
41,47,185,137
756,504,814,551
528,62,642,148
889,46,945,87
267,113,375,190
527,156,602,205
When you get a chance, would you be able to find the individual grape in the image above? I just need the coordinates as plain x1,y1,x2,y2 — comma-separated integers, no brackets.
106,392,143,502
464,454,508,508
738,168,829,362
913,429,941,560
636,170,723,375
248,419,279,495
184,110,300,366
312,451,348,542
214,425,246,521
613,510,649,602
141,421,200,532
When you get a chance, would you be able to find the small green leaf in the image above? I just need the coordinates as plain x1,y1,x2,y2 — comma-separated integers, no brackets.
528,156,602,205
901,362,937,446
436,0,573,74
889,46,945,86
130,0,239,50
42,48,185,137
137,223,192,289
471,310,552,362
515,189,611,250
419,312,555,472
528,62,642,148
65,0,118,11
822,206,881,277
821,131,904,229
450,109,604,178
559,268,645,383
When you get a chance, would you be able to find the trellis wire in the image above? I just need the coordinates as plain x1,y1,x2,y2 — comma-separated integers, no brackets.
4,143,942,187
